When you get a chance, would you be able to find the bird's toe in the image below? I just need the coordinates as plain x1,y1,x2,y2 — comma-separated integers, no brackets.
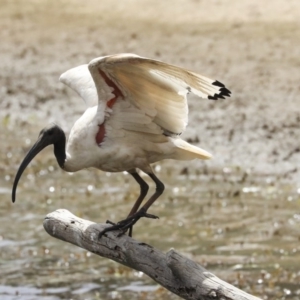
142,212,159,219
106,219,116,225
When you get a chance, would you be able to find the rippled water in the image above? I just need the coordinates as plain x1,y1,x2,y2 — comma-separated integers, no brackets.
1,124,300,300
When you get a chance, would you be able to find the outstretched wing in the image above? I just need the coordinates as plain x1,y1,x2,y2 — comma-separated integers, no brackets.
88,53,231,135
59,64,99,108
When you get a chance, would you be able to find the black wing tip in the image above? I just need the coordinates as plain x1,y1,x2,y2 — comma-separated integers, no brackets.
212,80,225,88
208,82,231,101
208,92,231,101
220,87,231,95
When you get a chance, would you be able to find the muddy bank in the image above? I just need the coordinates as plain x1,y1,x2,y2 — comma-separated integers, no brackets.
1,1,299,183
1,1,300,299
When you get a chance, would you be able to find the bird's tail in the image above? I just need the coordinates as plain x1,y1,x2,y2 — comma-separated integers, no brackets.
172,139,212,160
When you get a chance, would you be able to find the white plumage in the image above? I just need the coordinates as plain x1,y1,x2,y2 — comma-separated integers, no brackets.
60,53,230,173
12,53,231,237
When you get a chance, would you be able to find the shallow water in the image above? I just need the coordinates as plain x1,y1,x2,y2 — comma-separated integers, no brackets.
1,1,300,298
1,124,300,300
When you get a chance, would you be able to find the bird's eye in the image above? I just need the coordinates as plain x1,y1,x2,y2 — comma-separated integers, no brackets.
48,129,54,135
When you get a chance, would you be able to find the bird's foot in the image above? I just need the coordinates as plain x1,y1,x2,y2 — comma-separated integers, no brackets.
106,220,116,225
116,210,159,237
98,209,159,239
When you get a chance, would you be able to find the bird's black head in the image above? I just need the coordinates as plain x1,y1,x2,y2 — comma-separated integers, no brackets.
12,124,66,203
39,123,64,141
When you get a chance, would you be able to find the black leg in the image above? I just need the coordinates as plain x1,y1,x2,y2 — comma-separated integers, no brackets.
98,172,164,239
105,171,149,234
127,172,149,237
116,172,164,234
127,172,149,217
138,173,164,212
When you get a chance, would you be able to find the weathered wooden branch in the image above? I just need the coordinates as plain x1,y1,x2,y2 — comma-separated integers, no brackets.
43,209,262,300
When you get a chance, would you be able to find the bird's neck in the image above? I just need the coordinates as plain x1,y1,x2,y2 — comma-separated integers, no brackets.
54,134,66,169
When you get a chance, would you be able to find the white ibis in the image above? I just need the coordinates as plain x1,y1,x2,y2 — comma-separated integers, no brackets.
12,53,231,237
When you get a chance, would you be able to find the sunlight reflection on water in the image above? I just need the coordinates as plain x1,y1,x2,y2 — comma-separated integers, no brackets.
1,126,300,300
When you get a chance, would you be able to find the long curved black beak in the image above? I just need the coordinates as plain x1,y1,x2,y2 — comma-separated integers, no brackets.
12,134,51,203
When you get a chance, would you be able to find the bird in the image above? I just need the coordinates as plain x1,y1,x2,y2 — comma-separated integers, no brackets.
12,53,231,238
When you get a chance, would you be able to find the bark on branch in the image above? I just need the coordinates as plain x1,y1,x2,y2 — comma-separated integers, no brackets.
43,209,262,300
